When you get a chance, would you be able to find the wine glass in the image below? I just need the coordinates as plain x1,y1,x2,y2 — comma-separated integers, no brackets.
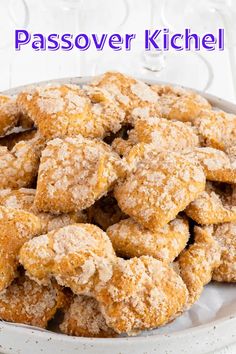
140,0,215,91
160,0,236,97
94,0,214,91
40,0,129,77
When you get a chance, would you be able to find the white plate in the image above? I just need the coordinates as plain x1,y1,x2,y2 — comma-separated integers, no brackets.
0,77,236,354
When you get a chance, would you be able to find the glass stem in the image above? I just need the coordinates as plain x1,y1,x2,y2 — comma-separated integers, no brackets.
143,0,166,72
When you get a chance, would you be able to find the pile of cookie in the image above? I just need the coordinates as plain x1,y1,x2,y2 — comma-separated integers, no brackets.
0,72,235,337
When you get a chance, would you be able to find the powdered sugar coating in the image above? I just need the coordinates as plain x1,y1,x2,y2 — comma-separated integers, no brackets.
194,109,236,151
89,72,160,124
186,182,236,224
95,256,188,334
107,217,189,262
151,84,211,122
0,95,19,137
0,134,43,189
183,147,236,183
115,150,205,230
0,187,87,233
60,295,116,337
0,188,35,209
17,84,125,140
0,206,41,291
34,135,125,213
212,223,236,282
127,116,199,151
20,224,116,295
0,275,66,328
178,226,221,307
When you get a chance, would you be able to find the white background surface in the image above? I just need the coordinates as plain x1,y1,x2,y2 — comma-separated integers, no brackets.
0,0,236,103
0,1,235,353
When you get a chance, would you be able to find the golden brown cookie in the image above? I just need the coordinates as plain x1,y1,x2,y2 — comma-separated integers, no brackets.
127,117,200,151
0,95,19,137
0,206,41,291
89,72,159,123
34,136,125,214
114,150,205,230
19,224,116,295
0,188,87,233
95,256,188,334
0,132,44,189
0,275,66,328
183,147,236,183
107,217,189,262
60,295,116,337
185,182,236,225
0,188,35,210
212,223,236,282
151,84,211,122
178,226,221,307
17,84,125,140
194,109,236,151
